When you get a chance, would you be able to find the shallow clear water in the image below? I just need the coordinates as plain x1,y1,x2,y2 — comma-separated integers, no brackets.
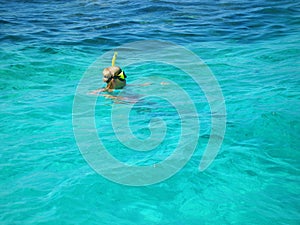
1,0,299,224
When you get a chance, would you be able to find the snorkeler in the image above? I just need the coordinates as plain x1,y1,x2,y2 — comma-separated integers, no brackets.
90,52,168,97
92,52,126,93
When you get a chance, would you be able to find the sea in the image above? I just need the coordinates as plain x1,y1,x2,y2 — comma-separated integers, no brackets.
0,0,299,224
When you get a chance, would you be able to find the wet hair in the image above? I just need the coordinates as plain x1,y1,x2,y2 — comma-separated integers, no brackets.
103,66,121,78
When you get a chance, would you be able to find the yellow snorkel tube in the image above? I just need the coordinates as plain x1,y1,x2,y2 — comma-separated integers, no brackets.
111,52,117,66
111,51,126,80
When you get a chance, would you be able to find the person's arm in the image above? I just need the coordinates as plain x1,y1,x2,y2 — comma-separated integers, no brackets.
88,88,106,95
89,79,115,94
127,82,152,87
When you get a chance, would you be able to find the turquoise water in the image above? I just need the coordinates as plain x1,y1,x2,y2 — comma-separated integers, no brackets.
1,0,300,224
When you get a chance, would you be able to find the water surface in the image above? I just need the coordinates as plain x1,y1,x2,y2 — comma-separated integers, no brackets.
1,0,299,224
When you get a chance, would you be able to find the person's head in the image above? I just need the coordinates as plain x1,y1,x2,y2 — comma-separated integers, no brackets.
102,66,122,83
